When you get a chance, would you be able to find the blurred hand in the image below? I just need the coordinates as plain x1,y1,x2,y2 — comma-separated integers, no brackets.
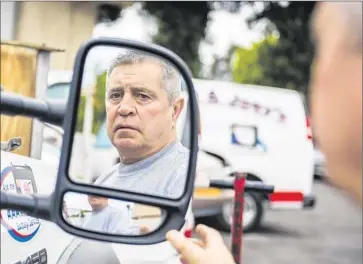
166,224,235,264
139,225,150,234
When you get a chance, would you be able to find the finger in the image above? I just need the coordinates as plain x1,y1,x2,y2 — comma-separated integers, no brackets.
166,230,191,252
195,224,224,247
166,230,204,262
189,238,205,248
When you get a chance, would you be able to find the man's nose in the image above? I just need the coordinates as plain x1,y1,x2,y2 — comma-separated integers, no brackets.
117,94,136,116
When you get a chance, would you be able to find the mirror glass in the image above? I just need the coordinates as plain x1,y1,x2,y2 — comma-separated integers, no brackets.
231,124,257,147
62,192,164,236
68,45,191,200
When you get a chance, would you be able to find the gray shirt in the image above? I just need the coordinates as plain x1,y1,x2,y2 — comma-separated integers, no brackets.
83,205,140,235
94,141,190,199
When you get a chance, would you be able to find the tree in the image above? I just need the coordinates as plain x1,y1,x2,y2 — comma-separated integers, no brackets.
140,2,242,77
244,2,316,96
140,1,316,97
231,35,278,85
101,2,316,98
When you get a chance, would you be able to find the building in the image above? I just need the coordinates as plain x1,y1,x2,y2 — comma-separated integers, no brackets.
1,1,131,71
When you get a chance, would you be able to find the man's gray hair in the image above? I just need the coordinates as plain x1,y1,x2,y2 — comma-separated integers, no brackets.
106,50,182,103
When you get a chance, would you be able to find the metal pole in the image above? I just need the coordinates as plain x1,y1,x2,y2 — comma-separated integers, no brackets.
231,173,246,264
30,50,50,159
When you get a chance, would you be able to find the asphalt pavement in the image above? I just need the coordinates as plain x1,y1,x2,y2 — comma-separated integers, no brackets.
198,179,362,264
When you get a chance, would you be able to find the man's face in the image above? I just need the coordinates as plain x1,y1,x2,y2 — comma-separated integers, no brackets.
88,195,108,210
310,3,362,195
105,60,184,163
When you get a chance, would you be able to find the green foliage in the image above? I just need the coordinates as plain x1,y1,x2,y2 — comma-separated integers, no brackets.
93,71,107,134
75,96,86,132
141,2,210,77
231,35,278,86
141,2,243,78
244,2,316,97
140,1,316,100
75,71,107,134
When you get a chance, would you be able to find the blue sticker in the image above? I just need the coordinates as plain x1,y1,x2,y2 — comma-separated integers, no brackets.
1,166,41,243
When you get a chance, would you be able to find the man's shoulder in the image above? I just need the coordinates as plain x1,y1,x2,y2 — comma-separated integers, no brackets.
175,141,190,154
94,163,119,185
174,142,190,165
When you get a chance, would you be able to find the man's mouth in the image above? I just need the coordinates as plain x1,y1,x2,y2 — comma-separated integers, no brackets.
114,125,139,133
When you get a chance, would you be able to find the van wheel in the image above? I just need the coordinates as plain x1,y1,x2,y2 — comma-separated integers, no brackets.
214,192,264,233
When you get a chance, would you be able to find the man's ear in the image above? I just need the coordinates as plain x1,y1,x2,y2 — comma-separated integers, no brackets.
172,97,185,123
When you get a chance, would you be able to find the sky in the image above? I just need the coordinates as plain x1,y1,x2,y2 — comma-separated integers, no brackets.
91,3,266,74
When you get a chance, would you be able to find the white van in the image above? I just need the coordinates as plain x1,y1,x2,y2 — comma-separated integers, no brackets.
193,78,316,230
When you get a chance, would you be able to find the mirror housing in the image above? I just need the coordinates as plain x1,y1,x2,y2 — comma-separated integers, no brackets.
0,37,199,245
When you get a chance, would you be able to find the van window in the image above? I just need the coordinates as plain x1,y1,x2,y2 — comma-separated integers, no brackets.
47,83,70,100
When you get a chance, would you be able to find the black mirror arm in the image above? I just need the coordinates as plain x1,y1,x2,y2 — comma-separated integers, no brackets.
0,192,53,221
0,91,66,127
209,178,274,194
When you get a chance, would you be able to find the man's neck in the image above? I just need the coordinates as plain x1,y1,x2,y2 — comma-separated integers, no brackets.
120,138,176,164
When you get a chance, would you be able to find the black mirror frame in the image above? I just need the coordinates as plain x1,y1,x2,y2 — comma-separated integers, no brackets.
52,37,199,245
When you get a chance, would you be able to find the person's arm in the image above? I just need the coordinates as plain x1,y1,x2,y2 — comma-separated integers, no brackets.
106,208,140,235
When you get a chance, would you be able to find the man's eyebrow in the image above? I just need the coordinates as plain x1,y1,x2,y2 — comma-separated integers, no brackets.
107,87,124,93
107,86,157,96
132,86,155,94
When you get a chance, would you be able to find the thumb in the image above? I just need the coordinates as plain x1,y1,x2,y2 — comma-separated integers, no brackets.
166,230,204,264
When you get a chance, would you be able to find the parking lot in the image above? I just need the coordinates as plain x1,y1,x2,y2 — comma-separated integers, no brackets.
199,179,362,264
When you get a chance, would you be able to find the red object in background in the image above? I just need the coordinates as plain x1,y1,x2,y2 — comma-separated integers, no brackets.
269,192,304,202
231,174,246,264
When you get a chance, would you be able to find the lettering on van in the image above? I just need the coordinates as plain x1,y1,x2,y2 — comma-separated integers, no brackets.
13,248,47,264
207,91,287,123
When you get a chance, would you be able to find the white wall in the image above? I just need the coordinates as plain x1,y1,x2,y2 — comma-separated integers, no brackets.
1,1,18,40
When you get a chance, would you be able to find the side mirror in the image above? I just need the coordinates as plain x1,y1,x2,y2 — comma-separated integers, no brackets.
0,38,199,245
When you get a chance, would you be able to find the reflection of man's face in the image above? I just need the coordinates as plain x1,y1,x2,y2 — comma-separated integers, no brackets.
88,196,108,210
106,59,184,163
310,3,362,200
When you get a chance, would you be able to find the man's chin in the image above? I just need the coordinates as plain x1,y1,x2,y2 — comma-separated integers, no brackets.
114,138,140,149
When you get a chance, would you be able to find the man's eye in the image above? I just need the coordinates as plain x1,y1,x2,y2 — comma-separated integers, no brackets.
110,93,122,100
137,93,150,100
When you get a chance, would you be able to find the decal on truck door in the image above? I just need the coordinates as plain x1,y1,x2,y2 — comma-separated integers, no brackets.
13,248,48,264
0,165,41,242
